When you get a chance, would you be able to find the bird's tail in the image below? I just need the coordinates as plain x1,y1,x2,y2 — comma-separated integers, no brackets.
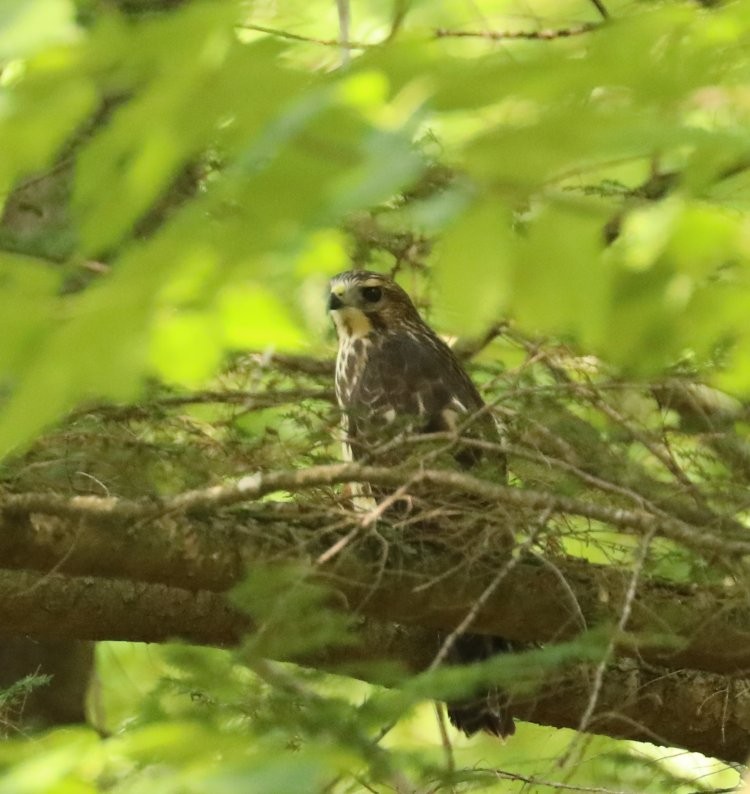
444,633,516,739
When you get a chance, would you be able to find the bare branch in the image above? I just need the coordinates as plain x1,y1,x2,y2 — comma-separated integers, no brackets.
588,0,610,21
434,23,600,41
429,516,547,670
3,463,745,557
74,388,334,420
238,22,371,49
563,525,657,768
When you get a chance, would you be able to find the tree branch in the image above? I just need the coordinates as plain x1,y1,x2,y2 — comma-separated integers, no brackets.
2,493,750,676
74,387,334,421
434,23,600,41
0,567,748,763
4,463,747,555
238,23,371,50
0,568,246,645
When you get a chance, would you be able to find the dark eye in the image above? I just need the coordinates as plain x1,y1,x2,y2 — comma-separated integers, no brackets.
361,286,382,303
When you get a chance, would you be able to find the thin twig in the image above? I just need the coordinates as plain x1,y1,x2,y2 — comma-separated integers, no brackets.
434,702,456,785
3,463,748,556
335,0,351,67
588,0,610,20
560,525,658,768
471,768,629,793
429,513,548,671
74,388,334,420
238,22,371,49
528,551,588,633
435,23,599,41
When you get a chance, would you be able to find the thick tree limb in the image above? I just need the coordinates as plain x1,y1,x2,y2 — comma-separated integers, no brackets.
513,659,750,766
0,567,749,763
2,493,750,676
0,569,245,645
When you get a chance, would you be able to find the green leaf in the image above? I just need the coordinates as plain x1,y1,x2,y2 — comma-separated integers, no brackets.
666,202,742,276
0,254,59,380
0,729,99,794
433,198,511,335
511,203,609,348
74,17,304,254
0,57,96,197
0,241,165,455
197,752,335,794
0,0,77,60
150,309,222,386
233,566,355,660
216,283,305,352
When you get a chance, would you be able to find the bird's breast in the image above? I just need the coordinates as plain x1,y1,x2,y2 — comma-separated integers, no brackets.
335,336,371,407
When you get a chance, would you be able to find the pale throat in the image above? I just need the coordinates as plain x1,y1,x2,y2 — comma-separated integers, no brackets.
331,307,373,340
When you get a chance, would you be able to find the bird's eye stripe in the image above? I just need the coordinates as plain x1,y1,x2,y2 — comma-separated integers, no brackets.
361,286,382,302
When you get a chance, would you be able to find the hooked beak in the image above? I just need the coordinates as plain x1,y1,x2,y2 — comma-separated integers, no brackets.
328,292,344,311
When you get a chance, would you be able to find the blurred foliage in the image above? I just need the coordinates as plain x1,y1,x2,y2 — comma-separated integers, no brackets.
0,0,750,791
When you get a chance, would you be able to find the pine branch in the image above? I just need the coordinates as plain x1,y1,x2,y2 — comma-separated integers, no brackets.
2,492,750,677
0,567,748,763
4,463,747,556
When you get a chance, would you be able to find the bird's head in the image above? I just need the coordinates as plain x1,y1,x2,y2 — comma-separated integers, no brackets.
328,270,422,339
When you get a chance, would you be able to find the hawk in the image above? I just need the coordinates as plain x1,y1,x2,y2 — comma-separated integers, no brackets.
328,269,515,739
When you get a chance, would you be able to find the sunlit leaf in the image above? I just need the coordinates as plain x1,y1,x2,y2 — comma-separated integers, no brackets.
0,0,77,60
294,229,349,277
0,254,59,380
433,198,511,335
150,309,222,386
217,283,305,352
512,204,608,348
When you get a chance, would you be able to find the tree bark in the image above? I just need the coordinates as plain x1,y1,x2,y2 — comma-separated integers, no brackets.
2,491,750,676
0,567,748,762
